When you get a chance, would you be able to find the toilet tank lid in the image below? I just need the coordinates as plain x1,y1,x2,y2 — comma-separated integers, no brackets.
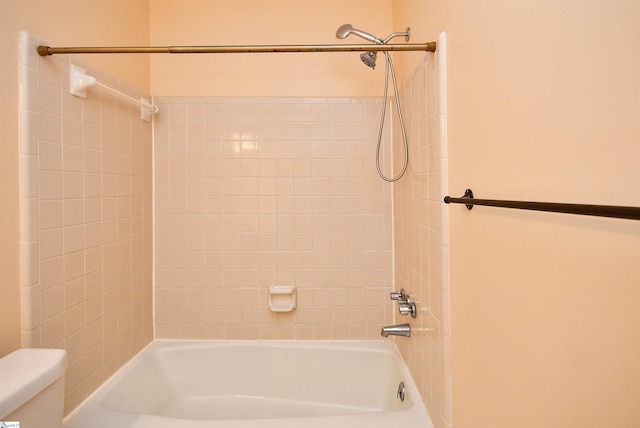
0,348,68,418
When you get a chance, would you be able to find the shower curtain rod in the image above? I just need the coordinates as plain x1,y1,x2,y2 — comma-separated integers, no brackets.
37,42,436,56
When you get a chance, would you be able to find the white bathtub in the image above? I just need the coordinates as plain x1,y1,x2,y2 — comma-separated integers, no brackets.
63,340,433,428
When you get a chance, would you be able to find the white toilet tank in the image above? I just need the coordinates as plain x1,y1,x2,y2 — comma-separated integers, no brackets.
0,348,68,428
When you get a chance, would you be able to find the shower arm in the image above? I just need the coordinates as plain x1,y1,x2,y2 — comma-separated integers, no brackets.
382,28,411,44
37,42,436,56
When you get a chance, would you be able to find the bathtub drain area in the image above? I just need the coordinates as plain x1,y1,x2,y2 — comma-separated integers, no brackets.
397,382,406,402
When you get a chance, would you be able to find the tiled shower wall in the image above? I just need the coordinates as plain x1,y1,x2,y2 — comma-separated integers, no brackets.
18,32,154,413
153,97,394,339
393,34,451,428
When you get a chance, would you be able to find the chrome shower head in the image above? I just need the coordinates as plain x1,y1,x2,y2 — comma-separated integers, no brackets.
360,51,377,69
336,24,409,70
335,24,383,44
335,24,353,39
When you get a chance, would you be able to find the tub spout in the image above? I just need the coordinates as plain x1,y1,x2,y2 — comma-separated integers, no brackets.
380,323,411,338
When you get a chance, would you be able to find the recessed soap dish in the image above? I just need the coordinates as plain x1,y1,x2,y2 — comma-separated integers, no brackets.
268,285,297,312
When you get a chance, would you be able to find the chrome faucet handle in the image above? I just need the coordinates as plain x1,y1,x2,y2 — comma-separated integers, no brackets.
398,301,417,318
390,289,406,301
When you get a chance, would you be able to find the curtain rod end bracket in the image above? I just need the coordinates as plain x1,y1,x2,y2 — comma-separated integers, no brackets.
37,45,51,56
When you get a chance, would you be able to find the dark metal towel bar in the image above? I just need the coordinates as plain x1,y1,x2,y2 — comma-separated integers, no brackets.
444,189,640,221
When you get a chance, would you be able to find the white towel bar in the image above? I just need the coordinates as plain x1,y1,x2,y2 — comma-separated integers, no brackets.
69,64,158,121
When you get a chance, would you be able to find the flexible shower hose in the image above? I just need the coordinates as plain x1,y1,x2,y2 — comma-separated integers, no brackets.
375,52,409,182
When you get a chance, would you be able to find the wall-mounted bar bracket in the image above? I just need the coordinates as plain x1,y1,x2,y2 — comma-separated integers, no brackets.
460,188,475,210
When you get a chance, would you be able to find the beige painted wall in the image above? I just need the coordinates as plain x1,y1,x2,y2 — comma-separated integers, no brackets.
149,0,392,96
0,0,150,357
395,1,640,427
